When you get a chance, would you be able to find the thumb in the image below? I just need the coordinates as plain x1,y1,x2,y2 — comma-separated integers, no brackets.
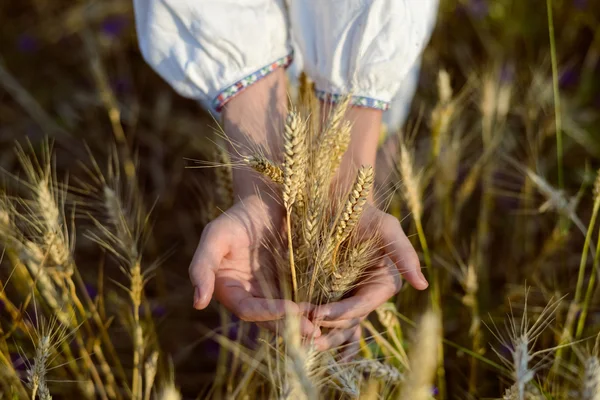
189,222,228,310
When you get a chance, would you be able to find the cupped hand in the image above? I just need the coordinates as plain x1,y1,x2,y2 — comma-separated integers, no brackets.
310,204,428,337
189,194,321,338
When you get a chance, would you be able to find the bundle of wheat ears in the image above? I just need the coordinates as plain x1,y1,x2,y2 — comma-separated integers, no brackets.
241,94,378,306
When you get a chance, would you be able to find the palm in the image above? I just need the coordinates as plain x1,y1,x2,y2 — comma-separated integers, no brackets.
211,196,285,308
190,195,322,333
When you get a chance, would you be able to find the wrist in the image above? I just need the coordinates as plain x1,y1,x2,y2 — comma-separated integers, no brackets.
232,168,282,208
335,106,382,193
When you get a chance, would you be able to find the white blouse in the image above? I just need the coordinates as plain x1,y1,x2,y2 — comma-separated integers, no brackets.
134,0,438,124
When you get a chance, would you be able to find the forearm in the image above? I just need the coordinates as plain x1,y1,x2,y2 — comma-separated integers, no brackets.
334,106,383,193
221,68,288,199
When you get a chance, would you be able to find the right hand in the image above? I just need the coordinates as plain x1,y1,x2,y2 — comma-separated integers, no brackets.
189,193,322,337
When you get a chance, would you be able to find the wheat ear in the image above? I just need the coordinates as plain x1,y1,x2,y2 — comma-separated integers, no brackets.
282,110,307,300
334,166,374,246
329,240,372,301
356,359,403,384
582,356,600,400
400,311,441,400
214,148,234,208
245,155,284,184
398,143,422,220
283,110,307,209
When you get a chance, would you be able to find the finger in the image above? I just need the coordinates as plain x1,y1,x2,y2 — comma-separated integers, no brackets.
189,220,230,309
316,317,363,329
298,302,316,315
313,327,359,351
256,316,322,338
380,215,428,290
214,279,300,322
312,259,398,321
339,326,362,362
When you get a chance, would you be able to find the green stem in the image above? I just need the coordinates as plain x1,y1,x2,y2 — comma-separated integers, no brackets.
574,201,600,305
553,198,599,372
547,0,563,192
576,213,600,339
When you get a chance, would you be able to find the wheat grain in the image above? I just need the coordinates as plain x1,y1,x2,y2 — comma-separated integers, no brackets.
245,155,284,184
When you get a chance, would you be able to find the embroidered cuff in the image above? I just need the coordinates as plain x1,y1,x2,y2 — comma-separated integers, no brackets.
212,53,294,112
315,90,390,111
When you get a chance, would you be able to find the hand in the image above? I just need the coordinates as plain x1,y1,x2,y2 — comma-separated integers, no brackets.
189,194,321,337
310,204,428,337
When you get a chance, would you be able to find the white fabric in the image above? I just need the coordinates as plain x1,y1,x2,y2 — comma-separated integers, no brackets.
133,0,291,110
134,0,438,112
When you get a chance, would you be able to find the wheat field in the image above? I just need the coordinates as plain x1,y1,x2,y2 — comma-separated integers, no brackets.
1,0,600,399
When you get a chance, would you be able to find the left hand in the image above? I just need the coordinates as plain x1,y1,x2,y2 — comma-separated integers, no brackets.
307,204,428,350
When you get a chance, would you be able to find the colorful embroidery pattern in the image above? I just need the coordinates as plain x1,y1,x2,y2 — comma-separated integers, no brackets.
315,90,390,111
213,54,293,112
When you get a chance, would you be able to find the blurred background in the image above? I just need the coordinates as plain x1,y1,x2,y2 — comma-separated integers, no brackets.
1,0,600,398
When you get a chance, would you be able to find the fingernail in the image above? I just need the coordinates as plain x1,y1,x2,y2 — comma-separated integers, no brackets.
418,271,429,287
193,286,201,308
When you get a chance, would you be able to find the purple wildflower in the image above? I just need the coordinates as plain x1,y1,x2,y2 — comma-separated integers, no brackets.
467,0,489,19
204,339,221,359
101,15,129,38
16,34,39,53
559,67,579,88
152,304,167,318
85,283,98,299
499,63,515,84
111,78,132,95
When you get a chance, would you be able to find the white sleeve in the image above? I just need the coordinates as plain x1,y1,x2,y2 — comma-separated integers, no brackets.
289,0,438,110
133,0,292,112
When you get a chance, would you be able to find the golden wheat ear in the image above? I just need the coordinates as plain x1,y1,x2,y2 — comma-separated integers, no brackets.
282,109,308,210
244,154,284,184
214,147,234,208
334,165,374,246
400,311,441,400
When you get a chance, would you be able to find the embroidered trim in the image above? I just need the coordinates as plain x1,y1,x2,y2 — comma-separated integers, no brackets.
315,90,390,111
213,54,294,112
